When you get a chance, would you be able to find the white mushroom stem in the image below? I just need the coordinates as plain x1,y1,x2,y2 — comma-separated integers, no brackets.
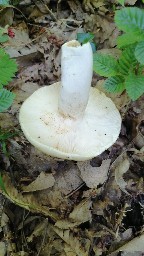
58,40,93,119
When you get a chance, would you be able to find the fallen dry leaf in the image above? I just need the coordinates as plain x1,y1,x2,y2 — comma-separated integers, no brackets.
22,172,55,192
69,199,92,223
55,199,92,229
0,242,6,256
77,159,111,188
0,213,9,228
115,156,130,195
112,233,144,252
0,174,58,221
125,0,137,5
130,148,144,162
53,226,90,256
27,219,48,243
64,244,77,256
55,163,83,195
0,7,14,26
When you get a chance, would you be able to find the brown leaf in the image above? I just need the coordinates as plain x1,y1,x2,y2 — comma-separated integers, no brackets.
111,233,144,253
0,174,58,221
77,159,111,188
0,242,6,256
55,200,92,229
115,156,130,195
53,226,90,256
22,172,55,192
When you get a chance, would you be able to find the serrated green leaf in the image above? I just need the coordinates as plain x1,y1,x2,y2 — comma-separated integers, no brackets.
0,34,9,43
135,41,144,65
118,45,137,76
0,48,18,86
104,76,125,93
77,33,94,44
0,89,15,112
0,0,9,5
125,74,144,100
117,32,144,48
115,7,144,33
93,53,118,77
117,0,125,6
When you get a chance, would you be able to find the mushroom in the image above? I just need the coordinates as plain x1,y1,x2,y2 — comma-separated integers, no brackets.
19,40,121,161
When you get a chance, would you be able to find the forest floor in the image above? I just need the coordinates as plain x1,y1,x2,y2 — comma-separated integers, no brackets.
0,0,144,255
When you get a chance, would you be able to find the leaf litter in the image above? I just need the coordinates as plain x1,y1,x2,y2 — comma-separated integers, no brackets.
0,0,144,255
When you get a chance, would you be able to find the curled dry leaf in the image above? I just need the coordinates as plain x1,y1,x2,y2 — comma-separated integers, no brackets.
131,147,144,162
55,164,83,195
77,159,111,188
112,233,144,253
69,199,92,223
53,226,90,256
27,219,48,243
55,200,92,229
125,0,137,4
0,174,58,221
115,156,130,195
22,172,55,192
64,244,77,256
0,242,6,256
0,213,9,228
37,224,64,256
0,8,14,27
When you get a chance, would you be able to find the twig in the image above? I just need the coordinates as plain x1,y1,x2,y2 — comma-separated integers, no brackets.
36,218,48,256
65,182,85,198
21,209,30,251
39,0,57,21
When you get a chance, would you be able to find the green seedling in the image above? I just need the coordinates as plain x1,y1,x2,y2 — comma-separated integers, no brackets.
0,129,18,155
77,32,96,52
0,48,17,112
93,7,144,100
0,48,17,154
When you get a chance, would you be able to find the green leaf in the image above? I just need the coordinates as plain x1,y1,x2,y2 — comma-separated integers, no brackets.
104,76,125,93
0,48,18,87
115,7,144,33
0,129,18,141
93,53,118,77
0,34,9,43
90,42,96,53
77,33,94,44
0,174,8,195
125,74,144,100
135,41,144,65
0,89,15,112
117,32,144,48
117,0,125,6
1,141,8,155
118,45,137,76
0,0,9,4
